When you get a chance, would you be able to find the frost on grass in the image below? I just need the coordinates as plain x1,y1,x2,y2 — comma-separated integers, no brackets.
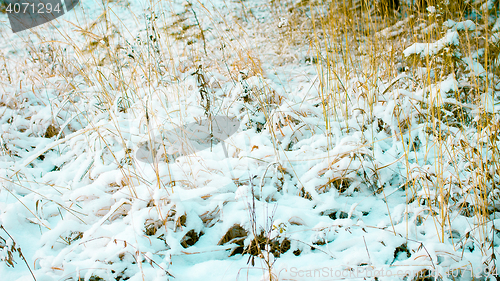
0,0,500,281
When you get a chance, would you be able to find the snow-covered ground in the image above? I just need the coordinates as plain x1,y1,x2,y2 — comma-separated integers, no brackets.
1,0,500,280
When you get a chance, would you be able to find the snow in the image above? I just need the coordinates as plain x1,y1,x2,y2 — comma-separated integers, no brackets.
445,19,476,31
0,0,499,281
463,56,487,77
403,31,460,58
494,17,500,32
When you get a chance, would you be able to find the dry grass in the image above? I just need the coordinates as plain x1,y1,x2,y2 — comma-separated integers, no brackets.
306,0,500,278
1,0,500,280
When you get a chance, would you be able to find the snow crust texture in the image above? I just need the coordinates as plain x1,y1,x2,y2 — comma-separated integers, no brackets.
0,0,500,280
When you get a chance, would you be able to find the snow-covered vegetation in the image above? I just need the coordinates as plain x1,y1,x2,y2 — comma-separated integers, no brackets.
1,0,500,280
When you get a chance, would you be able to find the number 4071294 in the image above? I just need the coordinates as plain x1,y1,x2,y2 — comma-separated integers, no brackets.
6,2,61,14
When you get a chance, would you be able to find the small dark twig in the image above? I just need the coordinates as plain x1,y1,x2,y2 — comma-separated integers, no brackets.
363,236,371,264
187,1,208,56
1,225,36,281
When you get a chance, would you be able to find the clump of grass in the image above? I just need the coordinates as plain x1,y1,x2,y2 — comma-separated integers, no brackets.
307,0,500,277
0,226,35,280
2,0,499,280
